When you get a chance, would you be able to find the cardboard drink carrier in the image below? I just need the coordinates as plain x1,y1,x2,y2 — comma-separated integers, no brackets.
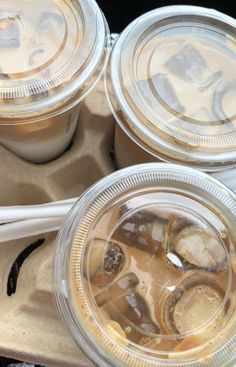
0,82,115,367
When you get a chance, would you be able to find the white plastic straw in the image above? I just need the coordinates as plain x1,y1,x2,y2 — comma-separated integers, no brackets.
0,197,77,224
0,217,63,242
0,169,235,243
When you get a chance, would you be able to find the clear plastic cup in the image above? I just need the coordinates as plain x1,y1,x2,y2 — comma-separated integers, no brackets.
0,0,109,163
55,163,236,367
106,6,236,172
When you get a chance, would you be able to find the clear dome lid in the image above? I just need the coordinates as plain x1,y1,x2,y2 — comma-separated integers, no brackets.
0,0,109,122
55,163,236,367
107,6,236,170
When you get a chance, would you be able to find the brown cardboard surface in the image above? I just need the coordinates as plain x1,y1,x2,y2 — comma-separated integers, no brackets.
0,81,115,367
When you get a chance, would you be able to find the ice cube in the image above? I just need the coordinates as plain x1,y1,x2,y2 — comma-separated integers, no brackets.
95,273,139,309
173,284,224,335
99,277,160,343
35,12,63,45
28,49,45,67
151,74,185,114
90,242,125,288
84,238,108,278
102,290,160,340
125,292,160,334
0,16,20,48
165,44,222,88
104,243,125,275
213,78,236,124
112,210,166,255
163,271,225,336
174,225,226,270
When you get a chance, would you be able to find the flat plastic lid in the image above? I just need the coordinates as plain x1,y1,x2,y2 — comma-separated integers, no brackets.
56,164,236,367
109,6,236,169
0,0,108,119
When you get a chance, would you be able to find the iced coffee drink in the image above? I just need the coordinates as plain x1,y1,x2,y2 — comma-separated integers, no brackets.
0,0,109,163
106,6,236,171
55,163,236,367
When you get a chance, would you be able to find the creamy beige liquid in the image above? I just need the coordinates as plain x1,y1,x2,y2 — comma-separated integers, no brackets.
0,1,82,163
85,205,236,355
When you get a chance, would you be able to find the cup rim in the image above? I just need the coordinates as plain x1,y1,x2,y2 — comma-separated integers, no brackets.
0,0,110,125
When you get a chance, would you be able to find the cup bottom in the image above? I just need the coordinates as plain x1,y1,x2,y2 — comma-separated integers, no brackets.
0,107,80,164
115,124,158,168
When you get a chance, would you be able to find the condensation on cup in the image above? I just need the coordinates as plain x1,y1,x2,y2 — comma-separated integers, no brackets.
106,6,236,172
0,0,109,163
55,163,236,367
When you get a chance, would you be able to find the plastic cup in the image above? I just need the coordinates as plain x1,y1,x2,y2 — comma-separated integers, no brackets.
0,0,109,163
106,6,236,172
55,163,236,367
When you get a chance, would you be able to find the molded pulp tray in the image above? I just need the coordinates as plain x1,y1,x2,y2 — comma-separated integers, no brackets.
0,81,115,367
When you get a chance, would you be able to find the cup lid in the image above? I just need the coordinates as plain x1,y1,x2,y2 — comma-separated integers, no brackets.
107,6,236,170
0,0,109,121
55,163,236,367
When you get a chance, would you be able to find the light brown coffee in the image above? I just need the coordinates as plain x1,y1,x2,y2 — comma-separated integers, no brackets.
0,0,108,163
85,205,234,354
